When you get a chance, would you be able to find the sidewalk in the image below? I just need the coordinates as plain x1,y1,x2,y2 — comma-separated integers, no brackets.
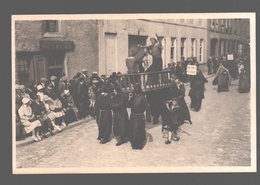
16,117,93,147
16,71,215,147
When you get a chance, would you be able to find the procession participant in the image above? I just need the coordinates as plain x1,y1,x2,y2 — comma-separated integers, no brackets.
95,86,113,144
214,62,231,93
212,56,218,74
188,69,208,112
18,97,42,142
143,37,163,72
206,57,213,75
238,68,250,93
171,78,192,124
31,95,54,137
81,69,91,86
127,83,150,150
162,97,181,144
110,86,129,146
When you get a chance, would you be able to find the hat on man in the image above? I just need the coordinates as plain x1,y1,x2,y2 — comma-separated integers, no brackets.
50,76,57,81
82,69,88,72
40,77,48,82
15,84,20,90
22,97,30,104
171,97,178,102
64,90,69,95
92,79,99,84
92,71,98,74
37,85,44,91
60,76,67,82
101,75,106,78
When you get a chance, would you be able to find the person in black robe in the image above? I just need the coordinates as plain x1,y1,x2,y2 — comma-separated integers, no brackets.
188,70,208,112
170,78,192,124
127,84,150,150
76,77,89,119
95,86,113,144
162,97,181,144
238,68,250,93
110,86,129,146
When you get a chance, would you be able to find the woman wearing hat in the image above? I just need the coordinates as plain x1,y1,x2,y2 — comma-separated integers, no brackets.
162,97,181,144
110,86,129,146
18,98,42,142
127,83,150,149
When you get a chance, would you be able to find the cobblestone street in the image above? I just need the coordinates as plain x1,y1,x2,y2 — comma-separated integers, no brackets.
15,75,252,171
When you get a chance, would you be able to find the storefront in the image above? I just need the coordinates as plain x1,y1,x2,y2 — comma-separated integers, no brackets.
16,40,74,85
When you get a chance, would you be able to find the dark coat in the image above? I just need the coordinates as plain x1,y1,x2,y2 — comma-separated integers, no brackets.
188,71,208,100
96,93,112,141
110,93,129,139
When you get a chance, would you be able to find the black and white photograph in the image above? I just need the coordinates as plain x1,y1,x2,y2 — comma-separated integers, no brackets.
12,13,256,174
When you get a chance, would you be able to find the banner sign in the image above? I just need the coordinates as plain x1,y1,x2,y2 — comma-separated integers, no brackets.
40,40,74,51
227,54,234,60
186,65,197,75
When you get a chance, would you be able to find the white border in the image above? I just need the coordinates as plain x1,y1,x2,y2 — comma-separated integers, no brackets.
12,13,256,174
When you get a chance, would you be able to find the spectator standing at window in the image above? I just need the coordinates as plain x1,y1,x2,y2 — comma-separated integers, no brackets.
18,98,42,142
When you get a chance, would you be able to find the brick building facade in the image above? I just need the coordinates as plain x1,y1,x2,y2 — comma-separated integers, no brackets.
15,18,250,85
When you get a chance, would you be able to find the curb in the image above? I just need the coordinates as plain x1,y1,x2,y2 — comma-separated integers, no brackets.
16,117,93,148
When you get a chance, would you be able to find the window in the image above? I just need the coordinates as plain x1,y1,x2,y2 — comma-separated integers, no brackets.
180,19,185,23
16,53,33,85
170,38,176,62
43,20,65,37
46,51,65,77
198,19,202,25
190,19,194,24
181,38,186,59
191,39,196,57
199,39,204,62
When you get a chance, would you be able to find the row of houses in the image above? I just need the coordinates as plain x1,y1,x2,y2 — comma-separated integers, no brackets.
15,18,250,85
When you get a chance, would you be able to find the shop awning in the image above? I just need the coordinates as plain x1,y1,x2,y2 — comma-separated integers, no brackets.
39,40,74,51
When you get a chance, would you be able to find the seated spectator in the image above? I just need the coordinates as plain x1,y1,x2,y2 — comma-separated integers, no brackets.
45,81,56,97
26,80,37,99
60,90,78,124
19,85,31,99
49,93,66,127
42,96,62,132
18,98,42,142
31,95,54,137
36,85,45,101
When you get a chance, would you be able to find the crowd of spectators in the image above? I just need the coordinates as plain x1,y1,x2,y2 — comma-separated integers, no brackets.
15,69,121,141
